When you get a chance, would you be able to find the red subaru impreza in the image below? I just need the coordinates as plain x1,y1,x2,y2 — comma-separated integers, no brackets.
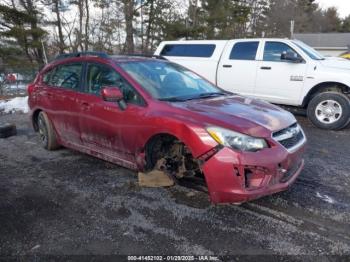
28,52,306,204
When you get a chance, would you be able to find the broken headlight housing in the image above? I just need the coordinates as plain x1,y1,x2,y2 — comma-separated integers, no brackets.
207,127,268,152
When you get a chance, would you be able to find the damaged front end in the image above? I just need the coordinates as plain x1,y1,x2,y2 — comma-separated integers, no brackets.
139,123,306,204
200,124,306,204
140,136,208,192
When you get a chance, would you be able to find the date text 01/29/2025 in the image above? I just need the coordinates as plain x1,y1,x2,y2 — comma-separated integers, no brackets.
127,255,220,261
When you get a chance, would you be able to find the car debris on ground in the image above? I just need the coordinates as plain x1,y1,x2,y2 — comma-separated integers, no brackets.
138,159,175,188
138,170,174,188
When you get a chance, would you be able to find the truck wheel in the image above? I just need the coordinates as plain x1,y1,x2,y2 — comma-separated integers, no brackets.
37,111,59,150
307,92,350,130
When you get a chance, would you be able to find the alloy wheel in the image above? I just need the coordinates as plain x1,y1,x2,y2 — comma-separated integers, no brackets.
315,100,343,124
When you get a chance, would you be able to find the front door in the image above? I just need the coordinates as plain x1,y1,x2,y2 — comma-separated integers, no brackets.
255,41,308,105
217,40,260,96
79,62,146,166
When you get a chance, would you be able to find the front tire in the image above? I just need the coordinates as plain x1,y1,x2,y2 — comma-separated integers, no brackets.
37,111,60,150
307,92,350,130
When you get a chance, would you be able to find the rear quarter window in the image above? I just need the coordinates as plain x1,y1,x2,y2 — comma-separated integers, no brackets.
42,69,53,84
160,44,216,58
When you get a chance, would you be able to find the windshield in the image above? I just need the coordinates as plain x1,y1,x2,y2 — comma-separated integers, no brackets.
119,61,226,101
293,40,325,60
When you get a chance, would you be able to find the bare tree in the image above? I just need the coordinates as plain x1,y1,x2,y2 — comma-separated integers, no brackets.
84,0,89,50
52,0,65,52
122,0,134,53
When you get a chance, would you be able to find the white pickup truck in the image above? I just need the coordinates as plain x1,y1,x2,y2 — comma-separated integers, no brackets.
154,39,350,130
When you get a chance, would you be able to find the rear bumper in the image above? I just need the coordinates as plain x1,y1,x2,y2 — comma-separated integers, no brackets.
202,143,306,204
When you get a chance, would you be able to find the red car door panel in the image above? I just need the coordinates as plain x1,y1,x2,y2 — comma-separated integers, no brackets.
78,62,146,164
78,93,147,163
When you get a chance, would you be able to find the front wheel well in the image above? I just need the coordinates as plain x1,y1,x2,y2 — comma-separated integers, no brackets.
144,133,182,170
303,82,349,107
144,133,203,179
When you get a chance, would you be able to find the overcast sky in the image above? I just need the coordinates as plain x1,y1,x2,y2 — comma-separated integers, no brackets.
316,0,350,18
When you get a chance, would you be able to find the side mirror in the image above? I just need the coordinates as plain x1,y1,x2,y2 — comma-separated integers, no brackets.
281,51,303,63
101,87,123,102
101,87,127,110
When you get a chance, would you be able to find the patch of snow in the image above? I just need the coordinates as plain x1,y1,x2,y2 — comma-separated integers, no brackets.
316,192,335,204
0,96,29,113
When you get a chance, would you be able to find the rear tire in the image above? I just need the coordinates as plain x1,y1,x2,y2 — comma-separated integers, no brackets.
37,111,59,150
307,92,350,130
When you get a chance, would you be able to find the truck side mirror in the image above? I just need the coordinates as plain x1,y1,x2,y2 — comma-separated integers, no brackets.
281,51,303,63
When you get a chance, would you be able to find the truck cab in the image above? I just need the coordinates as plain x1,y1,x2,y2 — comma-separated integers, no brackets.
155,39,350,130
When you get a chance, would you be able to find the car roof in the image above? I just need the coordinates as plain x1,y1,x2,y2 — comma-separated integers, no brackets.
110,55,167,63
53,52,165,62
50,54,167,68
43,53,167,72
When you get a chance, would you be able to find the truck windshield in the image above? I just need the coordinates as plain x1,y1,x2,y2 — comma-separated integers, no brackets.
293,40,325,60
119,61,226,101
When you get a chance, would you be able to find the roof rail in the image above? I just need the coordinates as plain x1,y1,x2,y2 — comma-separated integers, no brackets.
55,51,109,60
125,54,167,60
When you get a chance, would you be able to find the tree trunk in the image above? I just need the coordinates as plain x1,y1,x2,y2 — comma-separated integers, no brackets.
78,0,84,51
144,0,154,53
84,0,89,51
53,0,65,53
23,0,45,65
123,0,134,53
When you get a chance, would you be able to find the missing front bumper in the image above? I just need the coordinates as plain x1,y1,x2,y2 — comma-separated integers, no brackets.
201,145,305,204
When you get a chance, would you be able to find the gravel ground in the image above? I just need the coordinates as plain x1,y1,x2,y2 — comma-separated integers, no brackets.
0,113,349,260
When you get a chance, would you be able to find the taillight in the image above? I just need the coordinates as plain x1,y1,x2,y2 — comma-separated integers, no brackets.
27,83,35,95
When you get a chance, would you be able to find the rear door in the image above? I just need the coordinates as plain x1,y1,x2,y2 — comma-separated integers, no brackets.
42,62,84,146
217,40,261,96
254,41,308,105
78,62,146,165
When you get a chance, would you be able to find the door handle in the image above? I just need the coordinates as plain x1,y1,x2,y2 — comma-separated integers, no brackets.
223,64,232,68
260,66,271,70
81,102,91,110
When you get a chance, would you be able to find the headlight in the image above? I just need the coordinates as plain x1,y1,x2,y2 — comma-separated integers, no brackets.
207,127,268,152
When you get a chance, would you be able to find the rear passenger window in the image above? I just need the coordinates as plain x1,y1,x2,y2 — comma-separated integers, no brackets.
160,44,216,58
49,63,82,90
229,42,259,60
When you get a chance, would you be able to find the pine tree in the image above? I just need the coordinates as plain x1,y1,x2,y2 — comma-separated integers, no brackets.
0,1,46,66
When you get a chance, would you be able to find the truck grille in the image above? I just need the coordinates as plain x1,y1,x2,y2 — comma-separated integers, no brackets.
273,123,305,150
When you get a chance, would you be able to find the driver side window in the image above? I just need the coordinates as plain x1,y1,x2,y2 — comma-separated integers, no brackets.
86,63,143,105
263,42,301,62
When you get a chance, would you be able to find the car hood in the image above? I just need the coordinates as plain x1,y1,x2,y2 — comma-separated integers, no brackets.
319,57,350,71
172,95,296,137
